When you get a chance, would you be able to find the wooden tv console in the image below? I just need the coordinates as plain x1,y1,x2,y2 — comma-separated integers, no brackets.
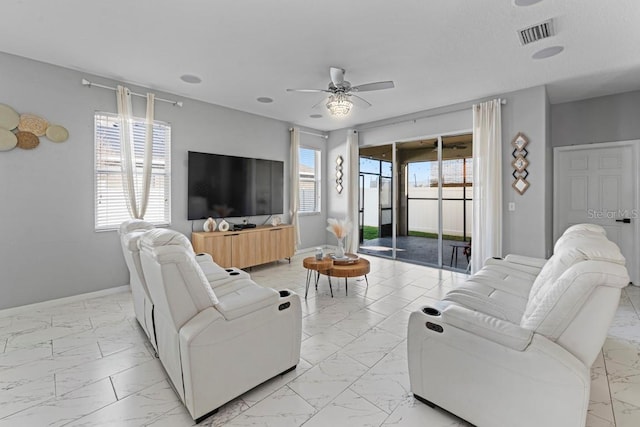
191,224,294,269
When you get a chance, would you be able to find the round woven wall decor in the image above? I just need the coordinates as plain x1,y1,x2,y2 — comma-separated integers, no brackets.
16,131,40,149
18,114,48,136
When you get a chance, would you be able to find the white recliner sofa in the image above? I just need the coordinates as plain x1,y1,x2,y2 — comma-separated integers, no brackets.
408,224,629,427
138,228,302,422
119,220,157,348
119,220,251,351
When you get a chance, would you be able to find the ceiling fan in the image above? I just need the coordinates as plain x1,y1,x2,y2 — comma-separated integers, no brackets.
286,67,394,117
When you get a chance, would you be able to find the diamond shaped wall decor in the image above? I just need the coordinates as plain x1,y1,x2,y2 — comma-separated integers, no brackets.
511,132,530,195
512,177,530,195
511,132,529,150
512,156,529,173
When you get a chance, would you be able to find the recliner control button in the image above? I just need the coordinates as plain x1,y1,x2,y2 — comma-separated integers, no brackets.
426,322,443,333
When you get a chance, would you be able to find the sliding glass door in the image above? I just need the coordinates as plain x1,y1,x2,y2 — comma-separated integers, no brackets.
358,134,472,271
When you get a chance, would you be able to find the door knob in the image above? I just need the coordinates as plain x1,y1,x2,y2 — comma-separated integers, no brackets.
616,218,631,223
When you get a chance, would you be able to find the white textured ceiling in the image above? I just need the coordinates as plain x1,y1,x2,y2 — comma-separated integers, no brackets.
1,0,639,131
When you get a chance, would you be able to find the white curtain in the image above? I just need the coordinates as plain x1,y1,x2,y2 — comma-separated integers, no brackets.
139,93,155,218
116,86,155,219
471,99,502,273
289,127,301,249
346,130,359,253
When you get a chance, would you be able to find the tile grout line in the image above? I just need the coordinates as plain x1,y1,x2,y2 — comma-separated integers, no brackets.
109,375,119,400
601,347,618,427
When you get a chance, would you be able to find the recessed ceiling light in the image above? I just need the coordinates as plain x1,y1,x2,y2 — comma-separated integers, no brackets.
256,97,273,103
309,114,322,118
514,0,543,6
532,45,564,59
180,74,202,84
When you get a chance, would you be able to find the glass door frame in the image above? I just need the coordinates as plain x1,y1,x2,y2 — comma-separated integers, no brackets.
358,131,471,271
358,157,393,253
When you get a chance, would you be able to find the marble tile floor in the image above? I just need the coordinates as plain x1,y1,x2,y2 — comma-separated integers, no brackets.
1,254,639,426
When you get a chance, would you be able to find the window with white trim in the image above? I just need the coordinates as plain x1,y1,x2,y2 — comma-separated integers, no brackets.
94,112,171,230
299,147,321,213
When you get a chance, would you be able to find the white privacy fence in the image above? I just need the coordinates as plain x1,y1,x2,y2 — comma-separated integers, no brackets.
362,186,472,238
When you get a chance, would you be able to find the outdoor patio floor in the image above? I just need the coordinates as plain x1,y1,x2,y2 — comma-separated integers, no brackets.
359,236,470,272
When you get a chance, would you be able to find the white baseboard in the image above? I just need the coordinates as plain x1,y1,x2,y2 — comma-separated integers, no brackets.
0,285,131,318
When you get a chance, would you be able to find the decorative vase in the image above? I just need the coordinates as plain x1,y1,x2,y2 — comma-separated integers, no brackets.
218,219,230,232
336,238,345,258
203,217,216,232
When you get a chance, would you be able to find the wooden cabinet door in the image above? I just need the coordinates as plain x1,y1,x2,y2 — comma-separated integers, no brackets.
208,234,233,268
231,232,255,269
254,229,272,265
266,228,283,262
277,226,295,259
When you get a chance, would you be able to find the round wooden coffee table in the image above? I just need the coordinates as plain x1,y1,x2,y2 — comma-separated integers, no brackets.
328,256,370,296
303,256,334,298
302,255,370,298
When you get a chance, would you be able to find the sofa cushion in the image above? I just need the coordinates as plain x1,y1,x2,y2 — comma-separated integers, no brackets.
522,235,627,336
140,228,193,251
141,231,219,309
445,280,529,323
119,219,155,235
215,280,279,320
194,256,250,283
520,261,629,338
212,278,253,297
529,235,625,305
121,229,148,252
563,223,606,235
553,225,607,254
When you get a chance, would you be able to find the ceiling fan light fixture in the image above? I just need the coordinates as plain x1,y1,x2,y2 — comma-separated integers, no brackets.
326,92,353,117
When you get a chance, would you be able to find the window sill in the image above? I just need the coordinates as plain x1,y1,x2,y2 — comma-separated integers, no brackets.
95,222,170,233
298,211,321,217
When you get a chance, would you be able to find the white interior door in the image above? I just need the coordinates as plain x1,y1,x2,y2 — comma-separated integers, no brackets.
554,141,639,285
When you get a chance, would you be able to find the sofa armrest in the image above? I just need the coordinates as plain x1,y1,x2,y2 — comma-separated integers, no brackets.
179,307,226,346
441,304,533,351
194,252,215,264
503,254,547,269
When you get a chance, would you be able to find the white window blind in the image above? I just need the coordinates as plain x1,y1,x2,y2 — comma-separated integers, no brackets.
94,112,171,231
299,147,321,213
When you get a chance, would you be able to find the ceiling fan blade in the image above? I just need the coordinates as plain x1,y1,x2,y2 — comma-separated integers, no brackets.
286,88,331,93
311,95,330,110
329,67,345,86
350,94,372,109
351,81,395,92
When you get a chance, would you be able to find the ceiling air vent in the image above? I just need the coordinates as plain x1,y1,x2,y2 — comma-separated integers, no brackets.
518,19,554,45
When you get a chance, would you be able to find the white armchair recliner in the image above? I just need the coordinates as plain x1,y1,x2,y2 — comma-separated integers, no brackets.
408,224,629,427
138,228,302,422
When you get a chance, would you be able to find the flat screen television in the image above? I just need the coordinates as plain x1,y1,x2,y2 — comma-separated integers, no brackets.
187,151,284,220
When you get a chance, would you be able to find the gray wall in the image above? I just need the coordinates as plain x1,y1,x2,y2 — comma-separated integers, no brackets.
327,85,554,259
0,52,301,310
501,86,551,258
552,90,640,147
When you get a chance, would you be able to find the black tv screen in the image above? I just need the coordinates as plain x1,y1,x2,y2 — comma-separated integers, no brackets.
187,151,284,220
